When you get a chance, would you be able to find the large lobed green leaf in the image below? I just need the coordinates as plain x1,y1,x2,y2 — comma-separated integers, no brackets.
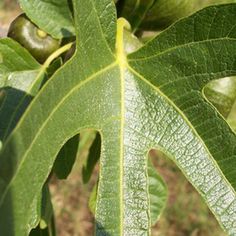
0,1,236,236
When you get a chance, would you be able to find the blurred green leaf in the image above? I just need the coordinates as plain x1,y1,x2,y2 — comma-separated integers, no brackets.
89,182,98,215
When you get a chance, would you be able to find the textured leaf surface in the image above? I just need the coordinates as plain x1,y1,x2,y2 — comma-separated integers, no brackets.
0,1,236,236
18,0,74,38
88,158,168,226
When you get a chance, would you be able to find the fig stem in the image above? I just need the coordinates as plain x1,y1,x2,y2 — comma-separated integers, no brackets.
116,18,131,64
35,42,74,84
43,42,73,69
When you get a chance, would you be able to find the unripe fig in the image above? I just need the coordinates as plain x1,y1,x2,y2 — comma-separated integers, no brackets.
8,14,61,63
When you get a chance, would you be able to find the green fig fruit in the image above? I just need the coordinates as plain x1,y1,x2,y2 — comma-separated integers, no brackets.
8,14,61,63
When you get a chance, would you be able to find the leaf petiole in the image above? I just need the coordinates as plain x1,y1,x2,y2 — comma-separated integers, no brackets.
43,42,73,69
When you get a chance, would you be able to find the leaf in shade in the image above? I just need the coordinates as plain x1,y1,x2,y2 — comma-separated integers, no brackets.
82,132,101,184
29,184,55,236
29,223,55,236
46,57,63,79
53,134,79,179
118,0,156,32
0,38,45,144
39,184,54,230
29,226,50,236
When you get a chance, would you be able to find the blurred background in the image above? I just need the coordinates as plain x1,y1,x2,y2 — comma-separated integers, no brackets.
0,1,232,235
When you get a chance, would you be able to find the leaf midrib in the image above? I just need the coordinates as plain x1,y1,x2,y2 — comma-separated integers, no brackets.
115,18,128,235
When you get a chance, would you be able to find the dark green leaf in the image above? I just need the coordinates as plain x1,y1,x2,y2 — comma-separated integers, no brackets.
119,0,156,32
53,134,79,179
29,185,55,236
40,184,53,229
82,132,101,184
29,223,55,236
29,226,50,236
46,58,63,79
